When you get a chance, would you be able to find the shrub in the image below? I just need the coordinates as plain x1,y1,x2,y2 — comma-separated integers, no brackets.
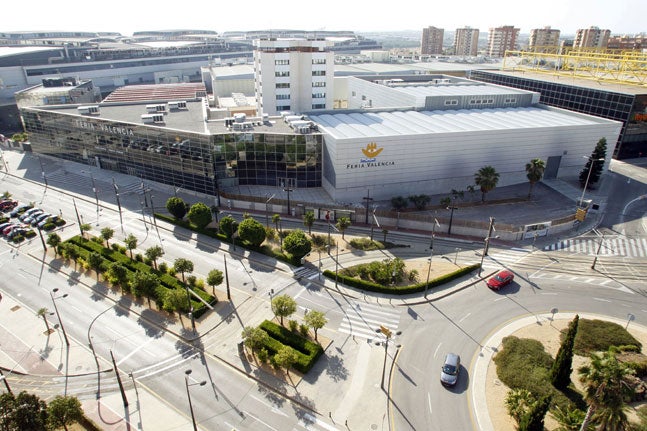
349,237,385,251
494,336,555,398
288,319,298,332
135,253,143,262
158,262,168,273
259,320,323,373
574,319,642,355
257,348,269,363
299,324,309,337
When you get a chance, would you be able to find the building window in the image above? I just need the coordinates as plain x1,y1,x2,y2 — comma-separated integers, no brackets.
504,98,517,104
312,93,326,99
275,71,290,77
275,59,290,65
312,59,326,64
276,94,290,100
444,99,458,105
312,82,326,87
312,70,326,76
277,105,291,111
276,83,290,89
312,103,326,109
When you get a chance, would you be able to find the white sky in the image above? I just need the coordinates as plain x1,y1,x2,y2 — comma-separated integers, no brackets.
3,0,645,36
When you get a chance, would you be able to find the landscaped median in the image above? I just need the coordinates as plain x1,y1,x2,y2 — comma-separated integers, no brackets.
258,320,324,373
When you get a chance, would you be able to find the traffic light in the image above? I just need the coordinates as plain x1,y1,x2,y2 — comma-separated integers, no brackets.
575,207,587,222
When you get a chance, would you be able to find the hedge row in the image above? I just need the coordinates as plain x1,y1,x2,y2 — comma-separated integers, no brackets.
155,213,301,265
65,236,215,318
323,263,480,295
259,320,324,373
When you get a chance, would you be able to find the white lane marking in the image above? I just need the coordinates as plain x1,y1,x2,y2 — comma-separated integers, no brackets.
433,343,442,359
459,312,471,323
244,411,279,431
593,297,611,302
250,395,288,417
428,392,433,415
302,412,340,431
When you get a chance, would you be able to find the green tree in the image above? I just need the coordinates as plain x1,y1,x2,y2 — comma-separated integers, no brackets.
274,345,299,376
271,294,297,326
79,222,92,239
166,196,188,220
550,314,579,390
526,158,546,199
47,395,83,431
100,226,114,248
579,138,607,189
391,196,408,211
303,211,315,235
283,229,312,259
519,395,551,431
474,165,500,202
173,258,194,285
187,202,212,229
439,196,451,207
336,217,351,239
47,232,61,257
124,233,138,259
130,271,160,303
408,194,431,210
241,326,269,355
238,217,266,247
272,213,281,232
162,288,188,320
304,310,327,341
37,307,50,333
87,252,104,280
206,269,224,296
578,348,634,431
0,391,48,431
145,245,165,270
106,262,129,289
219,215,238,238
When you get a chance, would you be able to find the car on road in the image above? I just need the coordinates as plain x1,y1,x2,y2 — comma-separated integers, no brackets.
440,353,461,387
486,270,515,291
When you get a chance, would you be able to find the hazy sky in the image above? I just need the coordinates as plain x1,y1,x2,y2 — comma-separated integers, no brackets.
3,0,645,36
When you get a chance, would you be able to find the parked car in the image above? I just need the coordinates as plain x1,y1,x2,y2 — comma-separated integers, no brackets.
0,222,14,231
486,270,515,291
7,227,30,240
440,353,461,387
38,215,60,229
21,209,44,223
31,213,52,226
9,204,32,217
0,200,18,211
3,224,25,237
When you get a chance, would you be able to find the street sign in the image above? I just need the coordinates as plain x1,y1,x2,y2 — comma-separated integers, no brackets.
379,325,392,338
575,208,587,222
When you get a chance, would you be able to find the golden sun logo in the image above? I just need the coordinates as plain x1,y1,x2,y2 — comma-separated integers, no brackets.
361,142,383,158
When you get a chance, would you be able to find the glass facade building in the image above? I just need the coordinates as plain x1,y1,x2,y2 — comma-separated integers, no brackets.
470,70,647,159
20,108,323,198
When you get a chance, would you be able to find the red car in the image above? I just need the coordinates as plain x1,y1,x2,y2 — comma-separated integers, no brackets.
486,270,514,290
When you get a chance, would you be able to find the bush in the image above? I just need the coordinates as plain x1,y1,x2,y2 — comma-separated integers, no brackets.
494,336,555,399
257,348,269,363
288,320,298,332
259,320,323,373
299,324,309,337
349,237,385,251
158,262,168,273
574,319,642,355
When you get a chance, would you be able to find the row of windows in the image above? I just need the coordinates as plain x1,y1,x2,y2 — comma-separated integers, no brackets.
275,60,289,65
312,70,326,76
312,93,326,99
312,59,326,64
312,82,326,87
444,100,459,105
275,71,289,77
468,98,495,105
276,94,290,100
275,82,326,89
276,83,290,89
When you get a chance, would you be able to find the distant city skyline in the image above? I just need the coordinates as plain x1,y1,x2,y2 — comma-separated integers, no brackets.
3,0,645,37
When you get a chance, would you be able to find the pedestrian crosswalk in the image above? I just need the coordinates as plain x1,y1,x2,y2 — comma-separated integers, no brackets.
292,266,321,280
480,248,532,270
338,301,401,341
544,237,647,258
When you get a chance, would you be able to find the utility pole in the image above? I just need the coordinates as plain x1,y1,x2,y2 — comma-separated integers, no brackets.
224,255,231,300
110,350,129,408
362,189,373,225
484,217,495,256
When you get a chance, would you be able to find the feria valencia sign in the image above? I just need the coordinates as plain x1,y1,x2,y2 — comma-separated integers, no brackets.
346,142,395,170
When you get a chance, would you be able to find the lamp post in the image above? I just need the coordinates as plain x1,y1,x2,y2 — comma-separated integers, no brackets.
50,288,69,347
424,218,440,297
265,193,274,228
112,179,123,231
579,156,605,208
37,155,48,187
363,189,373,225
280,178,293,216
447,203,458,235
184,369,206,431
591,231,605,270
378,325,393,391
478,217,496,277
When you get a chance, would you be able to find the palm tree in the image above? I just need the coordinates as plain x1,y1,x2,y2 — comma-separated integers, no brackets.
124,233,138,259
100,227,114,248
47,232,61,257
303,211,315,235
336,217,351,239
145,245,164,270
474,165,500,202
37,307,51,333
526,158,546,199
578,349,634,431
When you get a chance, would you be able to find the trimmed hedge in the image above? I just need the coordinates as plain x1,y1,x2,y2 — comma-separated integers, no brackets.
259,320,324,373
65,236,215,318
323,263,480,295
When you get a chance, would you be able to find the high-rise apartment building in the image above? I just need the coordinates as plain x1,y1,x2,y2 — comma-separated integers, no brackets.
253,38,335,116
574,26,611,48
607,34,647,50
487,26,520,57
529,26,561,52
453,27,480,56
421,26,445,55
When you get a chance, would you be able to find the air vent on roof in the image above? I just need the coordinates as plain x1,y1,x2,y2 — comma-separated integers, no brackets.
146,104,166,113
167,101,187,110
77,105,100,115
234,113,246,123
141,114,164,124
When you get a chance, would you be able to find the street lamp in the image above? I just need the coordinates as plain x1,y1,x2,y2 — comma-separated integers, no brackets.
478,217,497,277
50,288,69,347
377,326,393,391
579,156,605,208
112,179,123,231
184,369,206,431
265,193,275,228
447,203,458,236
424,218,440,297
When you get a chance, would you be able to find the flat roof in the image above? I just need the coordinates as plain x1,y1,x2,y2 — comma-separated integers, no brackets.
475,69,647,96
394,83,531,98
309,107,614,140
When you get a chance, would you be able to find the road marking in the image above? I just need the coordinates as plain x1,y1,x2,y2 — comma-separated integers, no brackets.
302,412,339,431
433,343,442,359
244,411,279,431
428,392,433,415
540,292,558,295
593,297,611,302
250,395,288,417
459,312,471,323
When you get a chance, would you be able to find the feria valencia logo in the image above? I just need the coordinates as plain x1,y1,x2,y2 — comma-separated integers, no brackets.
346,142,395,170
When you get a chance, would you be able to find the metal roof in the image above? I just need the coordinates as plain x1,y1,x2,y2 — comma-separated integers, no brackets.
309,107,610,140
394,83,530,98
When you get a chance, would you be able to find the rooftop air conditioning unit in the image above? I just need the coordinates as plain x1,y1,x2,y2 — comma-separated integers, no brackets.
234,113,246,123
77,105,100,115
141,114,164,124
168,101,187,110
146,104,166,113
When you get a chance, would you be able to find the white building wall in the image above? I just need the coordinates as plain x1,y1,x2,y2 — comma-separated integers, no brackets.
323,119,620,203
347,77,418,109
